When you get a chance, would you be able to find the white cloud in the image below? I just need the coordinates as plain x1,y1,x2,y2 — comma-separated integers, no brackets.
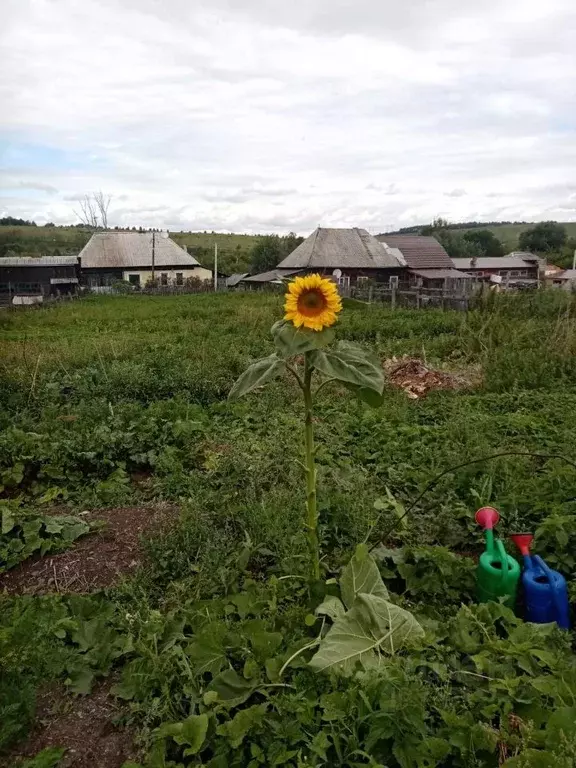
1,0,576,231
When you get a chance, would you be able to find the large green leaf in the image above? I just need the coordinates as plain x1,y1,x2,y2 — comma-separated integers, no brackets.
187,637,227,676
228,354,285,400
271,321,334,358
1,507,15,535
155,713,208,757
315,595,346,621
208,668,256,707
340,544,389,610
309,593,424,675
216,703,268,748
309,343,384,395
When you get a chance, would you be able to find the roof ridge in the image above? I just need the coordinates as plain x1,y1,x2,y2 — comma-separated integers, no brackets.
307,227,321,268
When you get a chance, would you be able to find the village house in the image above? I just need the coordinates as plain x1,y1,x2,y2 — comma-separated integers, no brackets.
376,234,471,290
273,228,470,291
0,255,80,306
275,228,406,288
549,269,576,290
452,253,543,284
78,232,212,289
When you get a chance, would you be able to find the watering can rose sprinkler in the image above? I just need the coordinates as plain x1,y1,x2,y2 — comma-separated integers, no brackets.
475,507,520,607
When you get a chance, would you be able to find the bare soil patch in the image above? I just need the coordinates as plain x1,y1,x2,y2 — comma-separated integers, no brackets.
385,357,479,399
0,504,177,596
7,681,137,768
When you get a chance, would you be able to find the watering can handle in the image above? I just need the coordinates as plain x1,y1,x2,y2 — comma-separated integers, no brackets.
533,555,564,622
495,539,509,583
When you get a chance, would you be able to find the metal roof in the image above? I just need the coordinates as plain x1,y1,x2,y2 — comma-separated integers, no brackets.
409,268,472,279
554,269,576,280
0,256,78,267
277,228,405,270
79,233,201,269
452,256,537,270
377,235,453,269
226,273,250,287
244,268,302,283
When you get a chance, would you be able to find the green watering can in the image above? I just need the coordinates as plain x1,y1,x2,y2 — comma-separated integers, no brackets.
475,507,520,607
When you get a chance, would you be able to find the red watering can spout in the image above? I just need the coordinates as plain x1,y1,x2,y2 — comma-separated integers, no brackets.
475,507,500,530
511,533,534,557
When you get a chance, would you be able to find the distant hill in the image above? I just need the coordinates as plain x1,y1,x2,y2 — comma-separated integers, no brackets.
384,221,576,252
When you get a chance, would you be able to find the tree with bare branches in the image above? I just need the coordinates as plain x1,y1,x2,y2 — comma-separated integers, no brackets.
74,191,112,229
74,195,99,228
94,190,111,229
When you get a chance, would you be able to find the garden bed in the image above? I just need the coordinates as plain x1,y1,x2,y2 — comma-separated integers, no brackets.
0,504,177,595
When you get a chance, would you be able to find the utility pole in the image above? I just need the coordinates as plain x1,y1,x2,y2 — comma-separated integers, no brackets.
572,249,576,271
214,242,218,292
151,231,156,283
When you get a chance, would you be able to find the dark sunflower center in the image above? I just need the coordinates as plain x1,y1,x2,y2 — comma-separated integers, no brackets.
298,289,327,316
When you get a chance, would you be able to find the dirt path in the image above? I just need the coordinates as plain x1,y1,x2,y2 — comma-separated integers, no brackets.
0,503,177,595
6,681,138,768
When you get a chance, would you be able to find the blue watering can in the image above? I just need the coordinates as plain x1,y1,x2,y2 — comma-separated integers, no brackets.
511,533,570,630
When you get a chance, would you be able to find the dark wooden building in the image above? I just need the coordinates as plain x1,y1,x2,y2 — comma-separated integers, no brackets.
0,256,80,305
276,228,405,289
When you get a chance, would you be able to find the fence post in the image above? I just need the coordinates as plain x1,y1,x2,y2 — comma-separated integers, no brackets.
368,286,373,304
391,283,396,311
416,288,421,309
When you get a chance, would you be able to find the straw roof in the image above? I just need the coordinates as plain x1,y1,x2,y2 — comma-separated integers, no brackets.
79,233,201,269
277,228,405,270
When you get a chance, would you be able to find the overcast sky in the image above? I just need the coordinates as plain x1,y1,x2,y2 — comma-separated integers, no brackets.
1,0,576,233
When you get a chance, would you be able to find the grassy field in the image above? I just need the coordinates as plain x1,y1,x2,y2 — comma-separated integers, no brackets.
2,292,576,766
460,222,576,252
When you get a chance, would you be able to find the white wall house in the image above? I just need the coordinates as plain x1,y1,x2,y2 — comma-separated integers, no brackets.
78,232,212,288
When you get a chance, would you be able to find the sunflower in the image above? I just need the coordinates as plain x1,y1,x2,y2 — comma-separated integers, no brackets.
284,274,343,331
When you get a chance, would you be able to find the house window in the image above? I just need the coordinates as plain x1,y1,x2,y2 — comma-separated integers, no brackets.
356,276,369,284
337,275,350,289
160,273,168,286
128,274,140,286
176,272,183,286
389,275,399,288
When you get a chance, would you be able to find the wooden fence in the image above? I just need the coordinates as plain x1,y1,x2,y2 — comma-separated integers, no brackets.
346,284,473,311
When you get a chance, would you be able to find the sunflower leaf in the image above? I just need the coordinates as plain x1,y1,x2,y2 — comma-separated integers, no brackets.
309,344,384,395
340,544,389,610
272,321,334,358
228,354,285,400
341,382,384,408
309,593,424,675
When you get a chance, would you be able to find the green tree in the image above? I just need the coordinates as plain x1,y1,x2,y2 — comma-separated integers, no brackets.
519,221,567,253
462,229,504,257
251,236,284,273
250,234,303,274
434,229,483,260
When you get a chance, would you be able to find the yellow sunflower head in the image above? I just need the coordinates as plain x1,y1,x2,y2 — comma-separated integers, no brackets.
284,274,343,331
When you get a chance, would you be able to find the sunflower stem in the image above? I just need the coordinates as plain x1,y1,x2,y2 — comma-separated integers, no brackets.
303,352,320,582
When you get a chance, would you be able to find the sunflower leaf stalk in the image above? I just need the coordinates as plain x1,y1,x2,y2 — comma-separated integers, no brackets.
229,274,385,584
